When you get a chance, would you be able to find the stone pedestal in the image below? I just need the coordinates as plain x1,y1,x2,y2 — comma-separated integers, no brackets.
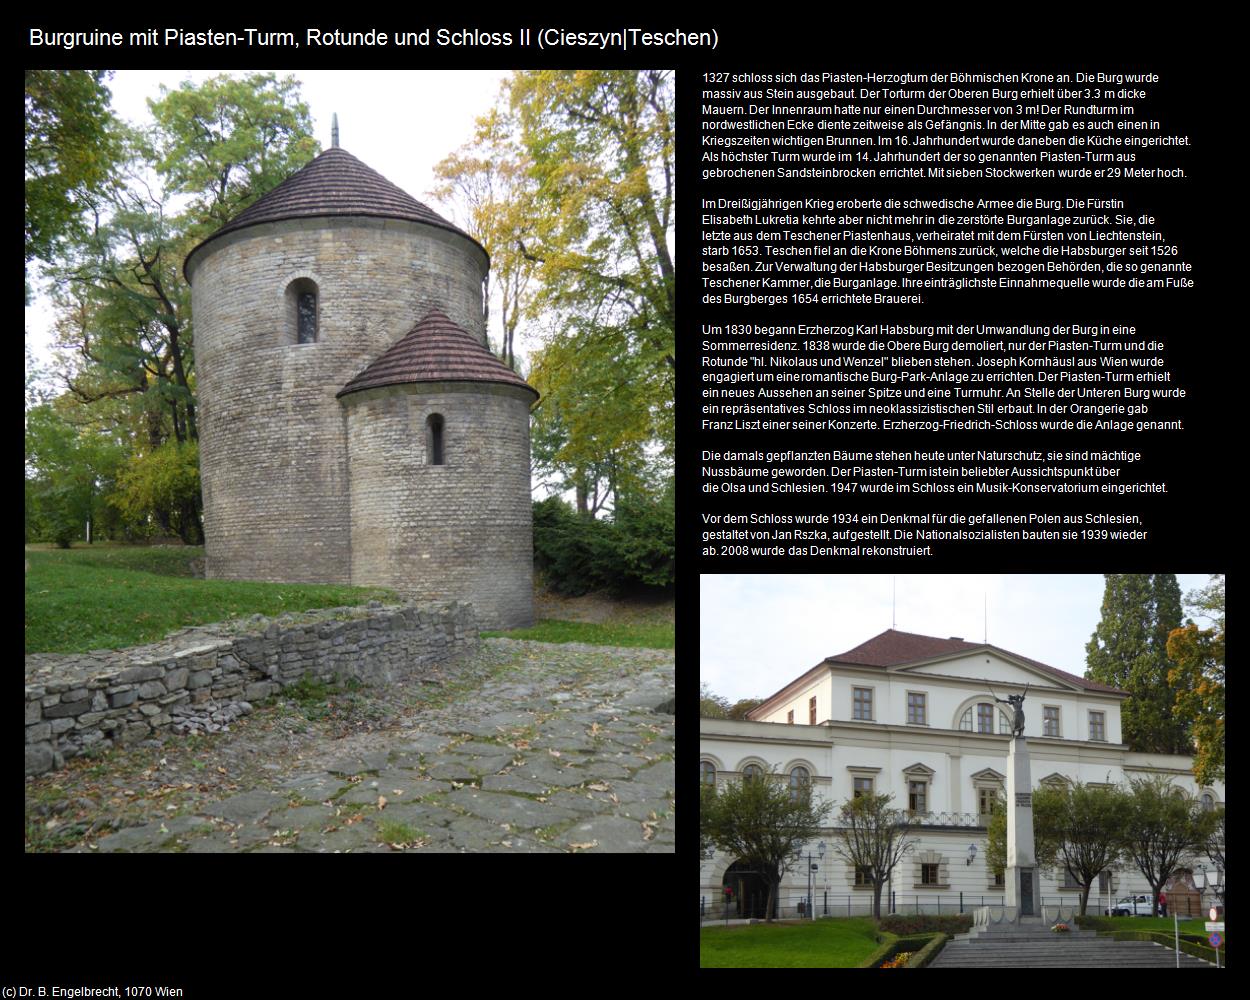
1004,735,1041,916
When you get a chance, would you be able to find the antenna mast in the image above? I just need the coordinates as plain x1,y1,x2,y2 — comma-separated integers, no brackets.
331,113,339,148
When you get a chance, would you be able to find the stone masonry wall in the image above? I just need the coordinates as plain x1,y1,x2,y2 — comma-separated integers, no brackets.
24,602,478,778
190,217,488,585
344,382,535,630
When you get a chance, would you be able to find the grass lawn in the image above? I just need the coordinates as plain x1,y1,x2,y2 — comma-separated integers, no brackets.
700,918,882,968
482,617,673,649
1095,916,1224,939
25,544,395,654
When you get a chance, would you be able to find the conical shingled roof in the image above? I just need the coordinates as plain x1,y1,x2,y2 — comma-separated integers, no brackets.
337,309,538,401
185,147,481,274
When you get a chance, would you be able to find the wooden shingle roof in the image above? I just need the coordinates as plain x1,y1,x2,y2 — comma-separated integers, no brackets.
337,309,537,400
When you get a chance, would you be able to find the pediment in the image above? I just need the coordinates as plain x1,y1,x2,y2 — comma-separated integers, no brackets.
891,649,1086,692
970,768,1006,783
901,762,937,777
1039,772,1072,787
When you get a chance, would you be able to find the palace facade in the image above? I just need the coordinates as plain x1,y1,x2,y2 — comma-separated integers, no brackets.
700,629,1224,920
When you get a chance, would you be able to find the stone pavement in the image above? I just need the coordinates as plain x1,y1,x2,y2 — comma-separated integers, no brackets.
65,639,674,853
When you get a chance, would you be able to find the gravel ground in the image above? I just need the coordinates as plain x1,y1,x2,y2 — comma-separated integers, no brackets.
25,638,674,853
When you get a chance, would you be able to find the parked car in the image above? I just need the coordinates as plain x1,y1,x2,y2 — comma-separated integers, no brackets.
1105,895,1154,916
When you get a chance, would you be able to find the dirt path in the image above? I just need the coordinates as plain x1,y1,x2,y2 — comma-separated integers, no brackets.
25,638,674,853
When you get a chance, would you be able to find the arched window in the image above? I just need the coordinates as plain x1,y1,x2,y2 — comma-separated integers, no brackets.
701,760,716,787
789,766,810,801
1201,793,1215,812
959,703,1012,734
742,763,763,783
285,278,318,344
426,414,445,465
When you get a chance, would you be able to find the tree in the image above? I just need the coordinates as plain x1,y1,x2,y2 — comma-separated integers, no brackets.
1166,575,1225,786
1120,776,1216,917
432,106,540,371
727,699,765,721
1031,782,1130,915
703,766,833,922
41,73,317,537
699,683,731,719
25,398,127,546
1085,574,1190,753
25,70,121,284
1202,806,1225,909
512,69,674,515
829,792,918,919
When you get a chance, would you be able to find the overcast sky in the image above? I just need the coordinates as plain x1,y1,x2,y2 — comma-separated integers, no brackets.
700,574,1215,703
26,70,511,369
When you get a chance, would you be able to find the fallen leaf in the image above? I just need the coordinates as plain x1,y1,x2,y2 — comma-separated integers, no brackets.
586,782,611,792
548,750,561,759
392,790,404,796
216,767,227,774
568,841,598,851
377,796,387,810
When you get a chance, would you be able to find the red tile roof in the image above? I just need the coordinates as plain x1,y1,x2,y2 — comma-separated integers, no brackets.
827,628,1126,694
186,147,482,275
337,309,537,400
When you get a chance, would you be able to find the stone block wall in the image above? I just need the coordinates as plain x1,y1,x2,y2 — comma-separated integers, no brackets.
344,381,535,629
190,217,488,585
24,602,478,778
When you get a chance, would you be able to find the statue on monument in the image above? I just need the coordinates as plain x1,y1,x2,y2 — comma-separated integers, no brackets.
990,683,1029,737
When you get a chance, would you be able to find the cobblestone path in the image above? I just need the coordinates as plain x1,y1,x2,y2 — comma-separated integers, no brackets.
37,639,673,853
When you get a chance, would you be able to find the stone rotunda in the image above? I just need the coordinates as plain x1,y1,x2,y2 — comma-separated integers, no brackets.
185,143,538,629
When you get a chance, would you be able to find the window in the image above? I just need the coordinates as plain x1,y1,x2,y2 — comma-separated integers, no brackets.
907,692,926,725
853,777,873,799
787,709,794,724
1201,793,1215,812
853,687,872,720
1043,706,1060,737
978,787,1001,817
789,766,810,802
1098,870,1112,892
908,780,927,815
922,864,940,885
285,278,318,344
426,414,445,466
855,865,873,886
809,696,817,725
992,870,1004,887
1062,867,1082,889
1089,711,1105,742
742,763,763,782
700,760,716,787
977,703,994,733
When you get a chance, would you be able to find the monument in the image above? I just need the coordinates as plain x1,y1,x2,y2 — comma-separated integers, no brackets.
996,684,1040,917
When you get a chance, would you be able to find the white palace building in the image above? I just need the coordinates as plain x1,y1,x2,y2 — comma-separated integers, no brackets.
699,629,1224,920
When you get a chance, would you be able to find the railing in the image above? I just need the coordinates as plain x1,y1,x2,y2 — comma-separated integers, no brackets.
699,891,1090,923
700,891,1013,922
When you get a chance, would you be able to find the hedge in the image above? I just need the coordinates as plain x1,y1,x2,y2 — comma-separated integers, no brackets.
879,914,973,936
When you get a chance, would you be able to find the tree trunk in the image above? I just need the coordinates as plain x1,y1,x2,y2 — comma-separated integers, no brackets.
1079,883,1091,915
873,883,884,919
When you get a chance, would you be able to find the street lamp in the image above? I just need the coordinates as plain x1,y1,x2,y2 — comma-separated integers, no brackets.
804,840,827,920
966,843,978,866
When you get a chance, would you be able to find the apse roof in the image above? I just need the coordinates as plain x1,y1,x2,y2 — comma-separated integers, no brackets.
185,147,481,275
336,309,537,401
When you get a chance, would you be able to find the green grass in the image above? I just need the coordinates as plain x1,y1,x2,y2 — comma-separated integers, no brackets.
700,918,883,968
1096,916,1223,938
481,618,673,649
25,545,395,654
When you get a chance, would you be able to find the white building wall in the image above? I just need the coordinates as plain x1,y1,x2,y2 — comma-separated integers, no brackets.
700,716,1223,919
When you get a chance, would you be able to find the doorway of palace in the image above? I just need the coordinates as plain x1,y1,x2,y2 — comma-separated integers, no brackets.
723,860,774,919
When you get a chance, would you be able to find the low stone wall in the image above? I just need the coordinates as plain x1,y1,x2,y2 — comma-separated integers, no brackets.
25,601,478,777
